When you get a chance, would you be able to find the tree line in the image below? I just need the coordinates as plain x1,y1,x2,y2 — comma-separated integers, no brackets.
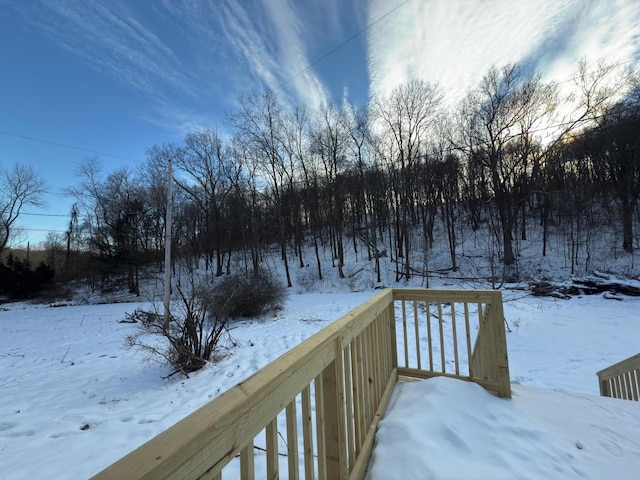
9,60,638,292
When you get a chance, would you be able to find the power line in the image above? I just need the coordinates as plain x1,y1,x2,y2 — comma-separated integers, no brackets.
0,129,143,163
17,228,68,233
21,212,70,217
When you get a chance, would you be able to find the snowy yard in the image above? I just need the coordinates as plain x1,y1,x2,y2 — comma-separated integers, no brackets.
1,289,639,479
369,378,640,479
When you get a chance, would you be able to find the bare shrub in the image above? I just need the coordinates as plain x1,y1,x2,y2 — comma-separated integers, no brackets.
210,273,286,318
125,273,285,376
126,280,233,376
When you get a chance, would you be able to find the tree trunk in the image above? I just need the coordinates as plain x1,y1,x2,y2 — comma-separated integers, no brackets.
281,238,292,288
313,234,323,280
621,201,635,253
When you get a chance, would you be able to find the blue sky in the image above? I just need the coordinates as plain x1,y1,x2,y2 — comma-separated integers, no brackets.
1,0,639,248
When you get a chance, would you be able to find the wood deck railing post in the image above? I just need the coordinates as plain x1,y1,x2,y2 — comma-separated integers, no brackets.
489,291,511,398
321,338,348,479
387,299,398,371
599,377,609,397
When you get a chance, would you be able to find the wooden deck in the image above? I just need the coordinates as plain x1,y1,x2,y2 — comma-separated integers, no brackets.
598,353,640,401
92,288,510,480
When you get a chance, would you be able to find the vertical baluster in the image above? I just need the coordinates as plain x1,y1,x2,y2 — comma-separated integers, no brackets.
350,339,362,453
621,374,629,400
623,372,633,400
384,308,393,377
379,312,390,386
301,385,315,479
240,443,255,480
451,302,459,375
359,329,371,428
437,302,445,373
373,316,383,403
401,299,409,367
632,369,640,401
610,378,617,399
343,345,355,471
414,300,421,370
266,418,279,480
355,335,367,445
464,302,473,377
314,375,326,480
426,300,433,371
286,399,299,480
367,324,376,418
475,302,484,377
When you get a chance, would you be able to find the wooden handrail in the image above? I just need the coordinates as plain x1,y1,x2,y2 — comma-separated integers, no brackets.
597,353,640,401
92,288,510,480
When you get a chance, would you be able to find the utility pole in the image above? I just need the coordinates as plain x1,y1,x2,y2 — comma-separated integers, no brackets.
163,158,173,330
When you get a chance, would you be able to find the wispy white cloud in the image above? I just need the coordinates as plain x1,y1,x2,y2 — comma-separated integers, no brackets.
214,0,329,111
140,98,218,138
262,0,330,110
16,1,192,101
367,0,640,105
217,1,281,92
211,0,367,112
6,0,366,135
6,1,235,135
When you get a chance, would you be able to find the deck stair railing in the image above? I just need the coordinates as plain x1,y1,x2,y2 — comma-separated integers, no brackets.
92,288,510,480
597,353,640,401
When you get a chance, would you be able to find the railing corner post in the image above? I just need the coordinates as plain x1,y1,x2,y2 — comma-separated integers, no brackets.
598,376,609,397
388,290,398,371
321,339,348,479
491,291,511,398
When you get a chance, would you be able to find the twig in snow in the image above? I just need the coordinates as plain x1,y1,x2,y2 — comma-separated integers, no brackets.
0,377,19,388
61,346,71,363
162,368,190,380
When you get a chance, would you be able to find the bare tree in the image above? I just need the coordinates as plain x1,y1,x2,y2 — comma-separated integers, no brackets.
536,59,635,259
0,164,46,253
172,130,240,276
280,107,309,270
68,158,148,294
573,80,640,253
227,134,265,276
372,79,443,280
309,102,351,278
341,102,376,266
227,90,294,287
455,65,557,276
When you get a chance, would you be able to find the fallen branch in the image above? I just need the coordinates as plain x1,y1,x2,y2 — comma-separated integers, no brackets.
530,274,640,299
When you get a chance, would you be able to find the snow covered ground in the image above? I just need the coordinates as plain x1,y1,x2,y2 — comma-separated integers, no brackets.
368,378,640,479
0,287,639,479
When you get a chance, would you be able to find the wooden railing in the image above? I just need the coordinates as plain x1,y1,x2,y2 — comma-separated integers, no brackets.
92,288,509,480
597,353,640,401
392,289,510,398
